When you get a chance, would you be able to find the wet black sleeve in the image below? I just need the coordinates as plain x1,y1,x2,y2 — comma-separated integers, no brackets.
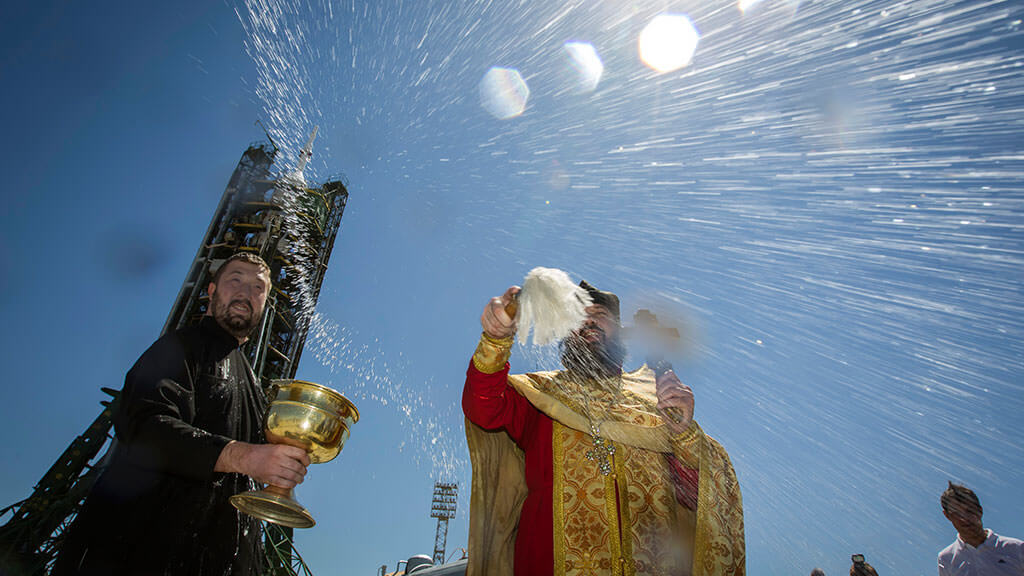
113,334,232,481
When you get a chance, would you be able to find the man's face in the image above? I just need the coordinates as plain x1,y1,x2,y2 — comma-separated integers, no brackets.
207,260,270,340
575,305,619,348
943,499,983,536
562,304,624,373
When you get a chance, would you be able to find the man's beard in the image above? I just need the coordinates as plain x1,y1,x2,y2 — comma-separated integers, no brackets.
560,328,626,378
211,295,260,339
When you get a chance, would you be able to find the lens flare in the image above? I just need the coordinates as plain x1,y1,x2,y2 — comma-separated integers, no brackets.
563,41,603,93
479,67,530,120
638,13,700,74
738,0,766,12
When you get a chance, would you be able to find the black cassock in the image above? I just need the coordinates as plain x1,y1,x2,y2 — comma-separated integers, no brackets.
55,316,268,576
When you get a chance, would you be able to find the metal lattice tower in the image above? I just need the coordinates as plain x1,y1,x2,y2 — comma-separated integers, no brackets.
429,482,458,566
0,131,348,576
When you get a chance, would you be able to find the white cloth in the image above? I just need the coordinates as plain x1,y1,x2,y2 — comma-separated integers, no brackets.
938,530,1024,576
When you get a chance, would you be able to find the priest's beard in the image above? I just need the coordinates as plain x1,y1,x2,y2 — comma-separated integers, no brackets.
560,329,626,379
210,293,261,340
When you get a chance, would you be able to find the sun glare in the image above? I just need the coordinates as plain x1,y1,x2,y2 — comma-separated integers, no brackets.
638,13,700,74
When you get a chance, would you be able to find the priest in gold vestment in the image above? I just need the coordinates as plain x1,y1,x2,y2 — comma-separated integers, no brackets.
463,282,744,576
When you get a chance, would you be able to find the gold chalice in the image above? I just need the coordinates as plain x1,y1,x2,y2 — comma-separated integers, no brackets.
230,379,359,528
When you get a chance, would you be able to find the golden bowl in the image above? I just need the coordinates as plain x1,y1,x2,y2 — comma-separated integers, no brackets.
264,380,360,464
231,379,359,528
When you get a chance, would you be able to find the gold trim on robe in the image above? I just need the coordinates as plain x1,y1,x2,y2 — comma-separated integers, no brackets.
553,421,566,574
472,332,514,374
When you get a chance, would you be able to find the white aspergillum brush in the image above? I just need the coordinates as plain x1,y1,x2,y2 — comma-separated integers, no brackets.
506,267,593,346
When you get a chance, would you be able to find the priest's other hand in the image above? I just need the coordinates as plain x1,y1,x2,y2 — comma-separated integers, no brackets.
481,285,520,340
216,441,310,488
656,370,694,435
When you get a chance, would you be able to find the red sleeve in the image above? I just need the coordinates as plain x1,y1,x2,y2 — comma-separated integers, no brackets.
666,453,699,511
462,360,537,446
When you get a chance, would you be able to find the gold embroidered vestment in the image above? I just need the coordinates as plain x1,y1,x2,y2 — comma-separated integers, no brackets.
466,365,745,576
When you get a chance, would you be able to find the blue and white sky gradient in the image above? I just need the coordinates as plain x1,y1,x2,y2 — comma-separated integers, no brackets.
1,1,1022,575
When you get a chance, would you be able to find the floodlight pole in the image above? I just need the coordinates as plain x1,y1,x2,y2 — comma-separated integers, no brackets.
429,482,457,566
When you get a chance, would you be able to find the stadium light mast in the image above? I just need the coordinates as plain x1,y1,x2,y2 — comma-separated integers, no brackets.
429,482,458,566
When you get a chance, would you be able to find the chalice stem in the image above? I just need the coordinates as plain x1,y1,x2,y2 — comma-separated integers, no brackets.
230,479,316,529
263,484,294,499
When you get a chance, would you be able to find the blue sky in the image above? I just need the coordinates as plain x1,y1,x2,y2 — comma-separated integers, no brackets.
1,1,1022,575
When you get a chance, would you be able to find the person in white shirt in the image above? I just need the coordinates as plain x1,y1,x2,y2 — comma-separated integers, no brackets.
938,482,1024,575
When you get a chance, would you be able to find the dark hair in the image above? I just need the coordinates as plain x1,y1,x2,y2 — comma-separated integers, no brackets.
850,562,878,576
211,252,271,286
941,481,982,515
578,280,620,323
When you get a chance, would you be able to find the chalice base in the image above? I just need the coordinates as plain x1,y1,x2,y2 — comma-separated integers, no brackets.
230,487,316,529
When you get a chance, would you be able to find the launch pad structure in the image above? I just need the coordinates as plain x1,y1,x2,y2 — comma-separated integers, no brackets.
0,130,348,576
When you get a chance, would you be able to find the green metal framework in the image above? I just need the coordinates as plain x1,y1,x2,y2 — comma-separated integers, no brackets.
0,141,348,575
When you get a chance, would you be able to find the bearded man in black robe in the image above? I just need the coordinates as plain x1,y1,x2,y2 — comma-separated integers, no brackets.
54,253,310,576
